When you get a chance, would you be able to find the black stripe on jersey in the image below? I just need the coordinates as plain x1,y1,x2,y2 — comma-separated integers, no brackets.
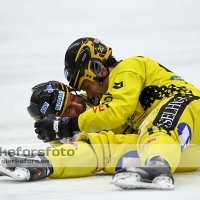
153,95,200,131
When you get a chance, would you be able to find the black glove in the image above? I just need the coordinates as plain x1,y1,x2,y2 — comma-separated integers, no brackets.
34,114,80,142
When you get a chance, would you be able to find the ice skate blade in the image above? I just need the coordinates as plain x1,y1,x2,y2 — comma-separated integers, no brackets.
0,166,30,181
111,172,140,184
111,173,175,190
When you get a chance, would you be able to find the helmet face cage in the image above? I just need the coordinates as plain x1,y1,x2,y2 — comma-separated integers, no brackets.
64,38,112,91
27,81,69,121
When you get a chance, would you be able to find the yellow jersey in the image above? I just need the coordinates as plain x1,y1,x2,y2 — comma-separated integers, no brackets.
78,56,200,132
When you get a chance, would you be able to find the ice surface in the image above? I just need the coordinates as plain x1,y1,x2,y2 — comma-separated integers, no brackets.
0,0,200,199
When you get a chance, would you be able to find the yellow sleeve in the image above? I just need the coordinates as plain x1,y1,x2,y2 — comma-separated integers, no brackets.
78,58,145,132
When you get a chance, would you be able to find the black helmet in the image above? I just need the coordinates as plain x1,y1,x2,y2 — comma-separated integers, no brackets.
64,37,112,91
27,81,70,121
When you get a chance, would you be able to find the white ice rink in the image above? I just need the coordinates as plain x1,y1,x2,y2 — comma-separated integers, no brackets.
0,0,200,199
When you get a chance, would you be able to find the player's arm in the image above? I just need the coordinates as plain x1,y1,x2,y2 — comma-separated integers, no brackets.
78,62,145,132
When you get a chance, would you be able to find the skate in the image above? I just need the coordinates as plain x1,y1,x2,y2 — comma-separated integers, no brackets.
0,152,53,181
111,155,175,190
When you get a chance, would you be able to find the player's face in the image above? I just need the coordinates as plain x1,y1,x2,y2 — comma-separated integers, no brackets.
62,93,86,117
81,79,108,99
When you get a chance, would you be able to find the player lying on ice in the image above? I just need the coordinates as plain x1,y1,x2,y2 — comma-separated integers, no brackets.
1,81,200,190
0,80,142,183
60,37,200,190
33,37,200,190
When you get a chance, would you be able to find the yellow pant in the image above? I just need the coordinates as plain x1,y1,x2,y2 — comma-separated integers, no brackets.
137,95,200,172
47,132,140,179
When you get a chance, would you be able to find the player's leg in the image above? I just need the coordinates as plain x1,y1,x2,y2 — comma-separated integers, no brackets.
47,140,98,179
0,152,53,181
176,97,200,172
112,95,200,189
1,130,138,181
111,128,177,189
0,140,98,181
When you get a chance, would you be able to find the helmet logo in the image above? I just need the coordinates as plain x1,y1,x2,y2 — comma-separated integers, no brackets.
55,91,65,111
40,102,49,114
46,85,53,93
98,45,104,53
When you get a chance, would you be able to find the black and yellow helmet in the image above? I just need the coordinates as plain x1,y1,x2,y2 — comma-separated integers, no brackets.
27,81,70,121
64,37,112,91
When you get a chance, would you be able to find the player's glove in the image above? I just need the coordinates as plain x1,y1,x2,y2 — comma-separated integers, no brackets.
34,114,80,142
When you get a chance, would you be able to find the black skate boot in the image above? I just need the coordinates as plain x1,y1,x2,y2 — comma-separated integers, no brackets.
111,155,174,190
0,152,53,181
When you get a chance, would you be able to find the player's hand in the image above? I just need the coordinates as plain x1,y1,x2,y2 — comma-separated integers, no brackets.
34,114,79,142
